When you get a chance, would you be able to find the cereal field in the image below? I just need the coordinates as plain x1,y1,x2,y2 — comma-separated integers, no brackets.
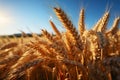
0,7,120,80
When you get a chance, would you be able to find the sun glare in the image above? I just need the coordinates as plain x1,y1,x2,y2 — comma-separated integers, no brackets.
0,12,13,26
0,15,8,23
0,15,9,24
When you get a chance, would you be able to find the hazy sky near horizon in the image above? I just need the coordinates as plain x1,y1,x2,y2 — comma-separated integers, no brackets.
0,0,120,35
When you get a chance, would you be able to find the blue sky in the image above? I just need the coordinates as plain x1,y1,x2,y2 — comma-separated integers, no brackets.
0,0,120,35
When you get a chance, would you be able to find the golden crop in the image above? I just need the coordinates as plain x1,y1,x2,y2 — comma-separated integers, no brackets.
0,7,120,80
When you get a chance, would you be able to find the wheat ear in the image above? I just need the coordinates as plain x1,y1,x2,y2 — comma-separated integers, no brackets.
10,58,44,75
0,42,18,50
78,8,85,35
7,58,44,80
54,7,80,46
0,48,13,58
92,18,102,31
49,20,61,38
106,17,120,35
11,50,34,69
97,11,109,33
26,42,47,56
41,29,55,43
32,33,40,41
0,54,20,65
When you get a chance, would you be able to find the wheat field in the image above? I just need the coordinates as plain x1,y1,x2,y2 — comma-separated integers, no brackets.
0,7,120,80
